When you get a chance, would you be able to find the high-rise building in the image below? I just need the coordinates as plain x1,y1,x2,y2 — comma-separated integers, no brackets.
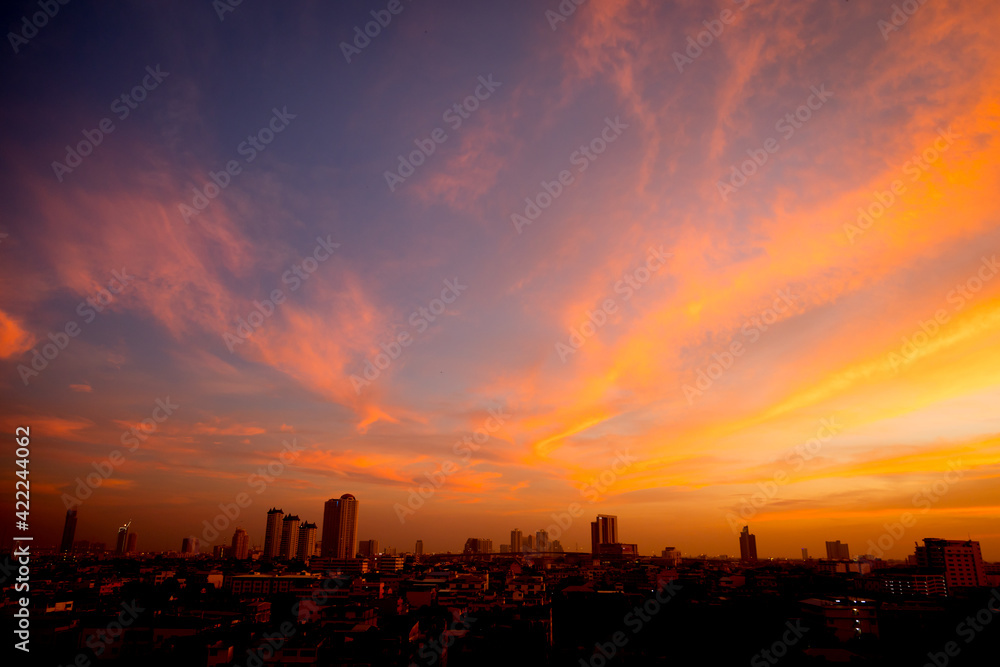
279,515,300,560
321,494,359,558
739,525,758,563
359,539,380,557
590,515,618,555
826,540,850,560
297,522,317,561
60,510,77,553
182,537,199,555
415,540,424,556
802,548,809,560
126,532,137,554
115,521,131,556
231,528,250,559
463,538,492,554
536,530,550,553
524,534,534,552
915,538,988,590
500,544,510,553
510,529,522,553
263,508,284,560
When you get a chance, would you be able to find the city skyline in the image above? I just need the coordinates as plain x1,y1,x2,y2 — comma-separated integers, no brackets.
2,1,1000,569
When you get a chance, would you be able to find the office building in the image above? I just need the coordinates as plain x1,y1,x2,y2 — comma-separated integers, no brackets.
802,548,809,560
510,529,522,553
279,514,300,560
415,540,424,556
321,493,359,558
359,539,380,557
826,540,850,560
915,538,988,590
739,525,758,563
231,528,250,559
182,537,199,555
263,508,284,560
60,510,77,553
536,530,550,553
591,515,618,556
524,534,534,552
114,520,131,556
297,522,317,561
126,532,137,554
463,538,492,554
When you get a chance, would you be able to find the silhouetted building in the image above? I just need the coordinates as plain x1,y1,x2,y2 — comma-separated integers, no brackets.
359,539,380,557
321,493,359,558
114,521,131,556
802,548,809,560
590,515,618,556
915,538,987,589
415,539,424,555
297,522,317,561
231,528,249,559
60,510,77,553
463,538,492,554
279,514,300,560
801,597,878,642
182,537,199,555
536,530,550,553
740,525,758,563
510,529,522,553
826,540,850,560
126,532,137,554
263,508,284,561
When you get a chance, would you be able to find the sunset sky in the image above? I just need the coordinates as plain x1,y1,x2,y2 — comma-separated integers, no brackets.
2,0,999,559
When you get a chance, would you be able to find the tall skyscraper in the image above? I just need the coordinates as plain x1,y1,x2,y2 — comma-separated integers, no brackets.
415,539,424,556
263,508,284,560
126,532,137,554
915,538,988,589
524,534,534,552
297,522,317,561
510,529,522,553
590,515,618,555
739,525,758,563
536,529,550,553
359,539,380,557
60,510,77,553
231,528,250,559
826,540,850,560
182,537,199,555
321,494,359,558
279,514,300,560
114,520,131,556
802,548,809,560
